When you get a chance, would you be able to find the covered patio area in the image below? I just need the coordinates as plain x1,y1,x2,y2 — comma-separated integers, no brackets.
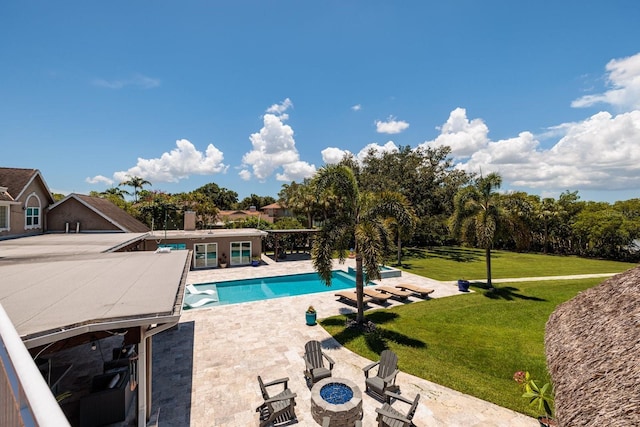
0,233,191,426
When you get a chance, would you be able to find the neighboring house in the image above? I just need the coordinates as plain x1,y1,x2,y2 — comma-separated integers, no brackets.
215,204,293,226
0,167,56,240
1,166,267,271
216,207,273,225
261,202,291,222
47,193,150,233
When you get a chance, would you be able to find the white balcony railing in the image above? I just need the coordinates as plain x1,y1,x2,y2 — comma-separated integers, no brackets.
0,303,70,427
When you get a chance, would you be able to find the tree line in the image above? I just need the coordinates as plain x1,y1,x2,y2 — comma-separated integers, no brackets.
91,146,640,263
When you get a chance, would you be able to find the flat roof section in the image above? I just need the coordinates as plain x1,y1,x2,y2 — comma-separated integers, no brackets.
0,232,149,261
0,235,189,347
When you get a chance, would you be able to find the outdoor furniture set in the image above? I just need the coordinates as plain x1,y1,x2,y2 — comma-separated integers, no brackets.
256,340,421,427
335,283,434,307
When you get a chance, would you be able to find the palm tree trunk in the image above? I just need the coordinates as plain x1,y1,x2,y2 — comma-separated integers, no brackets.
396,233,402,266
485,246,493,289
354,251,365,323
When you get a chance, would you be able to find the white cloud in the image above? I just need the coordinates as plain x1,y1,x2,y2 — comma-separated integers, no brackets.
238,169,252,181
421,107,490,157
572,52,640,110
426,108,640,192
355,141,399,163
92,73,161,90
241,106,316,182
266,98,293,115
85,175,114,186
375,116,410,134
321,142,399,165
113,139,227,183
321,147,351,164
351,104,362,111
276,161,317,182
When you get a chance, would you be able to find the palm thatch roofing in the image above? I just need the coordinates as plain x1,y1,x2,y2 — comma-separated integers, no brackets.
545,266,640,426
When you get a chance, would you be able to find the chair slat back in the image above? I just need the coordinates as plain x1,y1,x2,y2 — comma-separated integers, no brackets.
257,376,269,400
378,350,398,379
305,340,324,369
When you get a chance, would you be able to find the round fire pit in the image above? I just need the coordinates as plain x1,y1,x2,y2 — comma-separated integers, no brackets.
311,378,363,427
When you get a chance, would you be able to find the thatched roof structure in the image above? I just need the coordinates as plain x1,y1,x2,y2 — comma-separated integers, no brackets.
545,266,640,426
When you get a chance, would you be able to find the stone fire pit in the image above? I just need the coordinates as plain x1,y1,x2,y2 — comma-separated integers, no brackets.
310,377,363,427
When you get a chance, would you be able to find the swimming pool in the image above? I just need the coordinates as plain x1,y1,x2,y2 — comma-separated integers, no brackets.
184,270,357,308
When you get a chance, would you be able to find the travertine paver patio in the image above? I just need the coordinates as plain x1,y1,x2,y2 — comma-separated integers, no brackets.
151,257,538,426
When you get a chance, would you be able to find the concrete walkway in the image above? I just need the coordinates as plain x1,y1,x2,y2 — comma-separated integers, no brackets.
151,259,602,426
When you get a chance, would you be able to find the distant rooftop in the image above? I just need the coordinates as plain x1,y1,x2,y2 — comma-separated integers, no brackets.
146,228,268,240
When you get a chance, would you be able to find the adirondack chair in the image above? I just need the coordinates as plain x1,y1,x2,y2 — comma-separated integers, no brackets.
255,376,297,427
363,349,400,399
303,340,335,385
375,391,420,427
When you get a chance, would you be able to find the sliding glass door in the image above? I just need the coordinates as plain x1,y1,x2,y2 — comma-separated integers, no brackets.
194,243,218,268
230,241,251,265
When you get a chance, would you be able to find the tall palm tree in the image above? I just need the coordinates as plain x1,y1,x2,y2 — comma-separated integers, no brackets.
101,186,129,200
449,172,503,289
120,175,151,203
291,180,317,228
312,164,415,324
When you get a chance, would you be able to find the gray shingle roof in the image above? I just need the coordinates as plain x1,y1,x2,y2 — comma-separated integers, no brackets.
52,194,151,233
0,167,38,199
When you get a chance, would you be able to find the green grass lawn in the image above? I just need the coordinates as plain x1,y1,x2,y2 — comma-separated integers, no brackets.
397,246,636,281
322,277,606,418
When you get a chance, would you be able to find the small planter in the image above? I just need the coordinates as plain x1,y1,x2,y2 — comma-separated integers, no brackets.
306,306,317,325
457,279,470,292
251,259,260,267
305,311,317,326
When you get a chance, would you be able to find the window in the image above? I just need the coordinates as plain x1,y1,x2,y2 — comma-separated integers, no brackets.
26,207,40,227
0,205,8,230
158,243,186,251
24,193,42,230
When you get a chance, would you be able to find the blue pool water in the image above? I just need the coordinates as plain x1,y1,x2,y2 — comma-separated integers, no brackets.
186,270,357,308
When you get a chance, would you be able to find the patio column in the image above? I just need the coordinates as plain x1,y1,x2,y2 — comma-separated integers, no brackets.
137,334,147,427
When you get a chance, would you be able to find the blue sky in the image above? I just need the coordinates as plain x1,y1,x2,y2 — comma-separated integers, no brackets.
2,1,640,203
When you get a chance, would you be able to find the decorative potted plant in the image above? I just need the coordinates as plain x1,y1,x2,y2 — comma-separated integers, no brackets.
251,256,261,267
514,371,556,427
305,306,317,326
219,253,227,268
457,278,470,292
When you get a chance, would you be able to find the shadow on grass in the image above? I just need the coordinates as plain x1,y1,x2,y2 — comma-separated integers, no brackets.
470,283,546,302
320,312,426,355
399,248,428,269
428,246,486,262
401,246,488,270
